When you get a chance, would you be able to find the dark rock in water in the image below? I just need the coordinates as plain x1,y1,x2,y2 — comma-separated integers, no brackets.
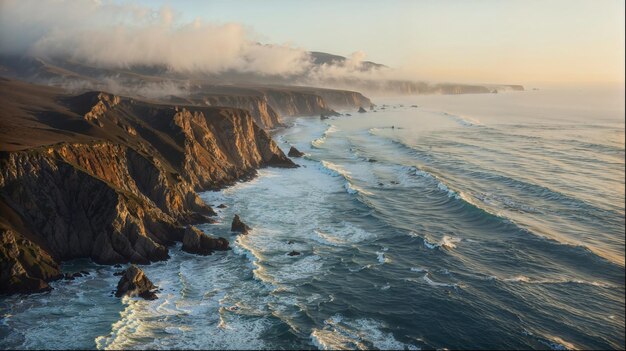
115,265,157,300
411,105,418,108
390,181,399,185
114,264,122,268
113,271,124,276
138,290,158,300
217,204,228,209
63,271,86,280
368,158,377,163
346,113,352,116
358,107,367,113
181,226,229,255
288,146,305,158
287,251,301,256
231,215,251,234
287,240,295,245
378,182,384,186
320,114,329,120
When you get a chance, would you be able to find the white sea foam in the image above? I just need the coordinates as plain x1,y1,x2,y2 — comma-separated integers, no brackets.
376,248,389,264
501,275,615,288
441,111,481,126
423,235,462,250
311,125,339,148
320,160,352,179
310,314,419,350
422,274,459,289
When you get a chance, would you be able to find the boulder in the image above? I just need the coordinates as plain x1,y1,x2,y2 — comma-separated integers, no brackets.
231,215,251,234
358,107,367,113
288,146,305,158
114,265,157,300
217,204,228,209
181,226,229,255
320,114,329,120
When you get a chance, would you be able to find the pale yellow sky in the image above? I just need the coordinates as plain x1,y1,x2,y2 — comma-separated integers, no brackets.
167,0,626,85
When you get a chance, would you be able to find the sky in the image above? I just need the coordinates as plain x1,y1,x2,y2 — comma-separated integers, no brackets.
1,0,624,85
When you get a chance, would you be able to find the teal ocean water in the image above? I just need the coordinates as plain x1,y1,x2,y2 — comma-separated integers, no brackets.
1,86,624,349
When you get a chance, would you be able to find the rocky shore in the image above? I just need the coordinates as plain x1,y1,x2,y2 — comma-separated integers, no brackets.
0,78,371,295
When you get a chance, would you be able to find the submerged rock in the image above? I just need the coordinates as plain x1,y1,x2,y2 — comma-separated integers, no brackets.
320,114,329,120
231,215,251,234
287,251,301,256
115,265,157,300
288,146,305,158
358,107,367,113
217,204,228,209
181,226,229,255
63,271,88,281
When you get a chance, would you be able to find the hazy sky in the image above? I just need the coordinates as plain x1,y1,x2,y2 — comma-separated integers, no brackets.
133,0,625,84
1,0,623,85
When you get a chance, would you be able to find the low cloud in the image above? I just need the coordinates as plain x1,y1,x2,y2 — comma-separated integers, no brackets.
0,0,312,76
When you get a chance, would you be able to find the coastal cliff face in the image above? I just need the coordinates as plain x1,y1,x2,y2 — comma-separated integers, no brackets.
170,86,374,126
202,95,282,130
171,94,284,130
0,82,295,294
263,90,333,116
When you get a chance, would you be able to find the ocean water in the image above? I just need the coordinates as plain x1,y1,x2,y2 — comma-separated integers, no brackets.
1,87,624,350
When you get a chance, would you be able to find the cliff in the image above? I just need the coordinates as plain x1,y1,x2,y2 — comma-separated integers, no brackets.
0,79,295,294
170,85,374,124
169,94,283,130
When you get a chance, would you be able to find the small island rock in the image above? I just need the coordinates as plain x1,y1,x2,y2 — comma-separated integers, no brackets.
231,215,251,234
115,265,158,300
288,146,305,157
182,226,229,255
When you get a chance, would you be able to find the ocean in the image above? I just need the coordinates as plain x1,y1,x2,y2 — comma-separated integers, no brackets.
1,86,624,350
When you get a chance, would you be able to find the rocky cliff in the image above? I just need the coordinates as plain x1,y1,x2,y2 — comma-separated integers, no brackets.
0,80,295,294
170,85,374,125
170,94,283,130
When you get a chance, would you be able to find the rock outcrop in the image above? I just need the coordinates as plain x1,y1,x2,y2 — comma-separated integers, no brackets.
358,107,367,113
231,215,251,234
0,227,62,294
288,147,305,157
115,265,158,300
181,226,229,255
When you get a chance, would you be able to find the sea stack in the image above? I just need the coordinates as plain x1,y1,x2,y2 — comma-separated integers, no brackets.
231,215,251,234
288,146,305,157
115,265,158,300
181,226,229,255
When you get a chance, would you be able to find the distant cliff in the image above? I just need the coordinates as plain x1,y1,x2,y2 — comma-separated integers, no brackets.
0,81,295,294
168,85,374,128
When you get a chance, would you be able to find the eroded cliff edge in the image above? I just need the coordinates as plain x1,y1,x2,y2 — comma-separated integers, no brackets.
167,85,374,129
0,79,297,293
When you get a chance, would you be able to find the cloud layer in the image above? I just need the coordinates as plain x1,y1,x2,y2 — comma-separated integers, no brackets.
0,0,317,76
